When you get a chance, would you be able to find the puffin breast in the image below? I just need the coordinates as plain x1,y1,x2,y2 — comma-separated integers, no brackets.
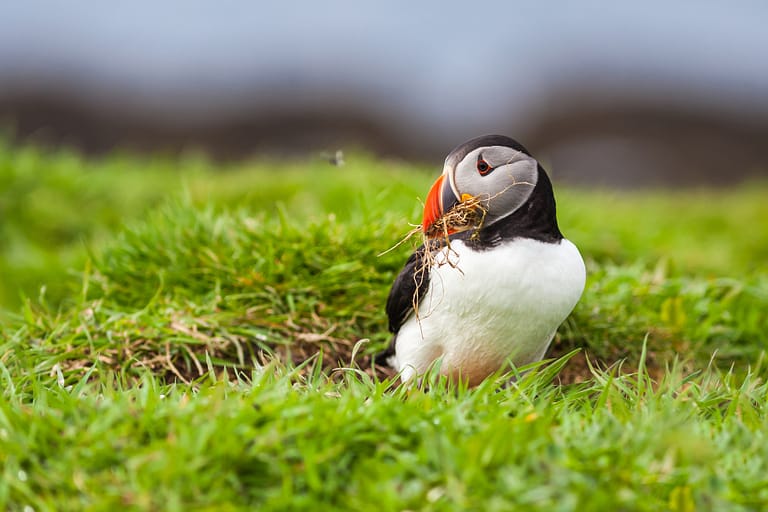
394,237,585,383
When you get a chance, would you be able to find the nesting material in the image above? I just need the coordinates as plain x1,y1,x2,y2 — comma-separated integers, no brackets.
424,194,487,240
379,194,487,261
379,195,488,329
382,180,532,324
414,197,487,319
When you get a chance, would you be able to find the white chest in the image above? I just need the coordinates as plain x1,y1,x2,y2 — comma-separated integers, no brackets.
393,238,586,384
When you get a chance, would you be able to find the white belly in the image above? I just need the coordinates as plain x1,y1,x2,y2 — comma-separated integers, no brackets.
393,237,585,385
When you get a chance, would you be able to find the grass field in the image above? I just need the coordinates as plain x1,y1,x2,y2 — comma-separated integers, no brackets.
1,140,768,510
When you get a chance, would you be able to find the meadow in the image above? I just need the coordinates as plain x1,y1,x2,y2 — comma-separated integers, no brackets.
1,139,767,510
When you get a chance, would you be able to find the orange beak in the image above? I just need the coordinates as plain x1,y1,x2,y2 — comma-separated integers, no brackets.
422,174,460,236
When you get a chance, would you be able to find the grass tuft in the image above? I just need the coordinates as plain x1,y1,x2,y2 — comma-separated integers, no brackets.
1,139,768,508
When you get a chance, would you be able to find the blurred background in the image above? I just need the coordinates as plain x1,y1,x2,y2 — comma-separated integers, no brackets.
1,1,767,187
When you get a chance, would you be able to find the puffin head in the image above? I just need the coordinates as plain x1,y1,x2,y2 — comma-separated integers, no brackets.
422,135,543,237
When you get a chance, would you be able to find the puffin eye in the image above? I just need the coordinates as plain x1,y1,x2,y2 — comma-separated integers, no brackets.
477,157,493,176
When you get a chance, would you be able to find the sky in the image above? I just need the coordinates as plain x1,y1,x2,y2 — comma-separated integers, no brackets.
1,1,767,151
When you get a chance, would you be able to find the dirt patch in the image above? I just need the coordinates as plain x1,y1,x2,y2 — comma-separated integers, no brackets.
59,331,658,386
54,306,660,385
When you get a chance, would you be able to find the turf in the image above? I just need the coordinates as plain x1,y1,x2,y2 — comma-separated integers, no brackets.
1,140,767,510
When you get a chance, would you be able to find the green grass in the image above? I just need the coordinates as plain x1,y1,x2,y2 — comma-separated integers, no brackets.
3,361,768,510
1,140,768,510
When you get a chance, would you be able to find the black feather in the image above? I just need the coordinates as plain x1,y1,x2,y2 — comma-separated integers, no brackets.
376,244,432,364
385,244,431,333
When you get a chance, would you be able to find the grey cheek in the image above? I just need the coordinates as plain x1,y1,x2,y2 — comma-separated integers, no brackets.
487,172,538,219
454,170,476,196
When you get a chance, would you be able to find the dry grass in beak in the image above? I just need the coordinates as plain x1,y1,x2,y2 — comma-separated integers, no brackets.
379,195,487,261
418,195,488,279
382,178,533,325
424,194,487,240
379,195,488,328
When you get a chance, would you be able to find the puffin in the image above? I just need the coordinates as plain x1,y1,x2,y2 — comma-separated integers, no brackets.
381,135,586,386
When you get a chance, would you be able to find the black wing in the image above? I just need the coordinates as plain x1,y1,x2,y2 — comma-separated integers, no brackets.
385,244,431,333
377,245,431,365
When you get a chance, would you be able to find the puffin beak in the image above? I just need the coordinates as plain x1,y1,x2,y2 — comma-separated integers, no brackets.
422,174,460,235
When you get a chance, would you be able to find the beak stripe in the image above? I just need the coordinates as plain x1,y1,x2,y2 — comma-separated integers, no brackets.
422,175,445,232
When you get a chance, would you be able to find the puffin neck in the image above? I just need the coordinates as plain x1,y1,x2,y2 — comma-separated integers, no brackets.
459,165,563,249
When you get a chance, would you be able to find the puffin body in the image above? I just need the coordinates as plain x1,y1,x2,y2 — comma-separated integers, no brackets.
383,135,585,386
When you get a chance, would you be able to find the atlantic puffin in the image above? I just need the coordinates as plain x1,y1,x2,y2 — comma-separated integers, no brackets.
381,135,586,386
